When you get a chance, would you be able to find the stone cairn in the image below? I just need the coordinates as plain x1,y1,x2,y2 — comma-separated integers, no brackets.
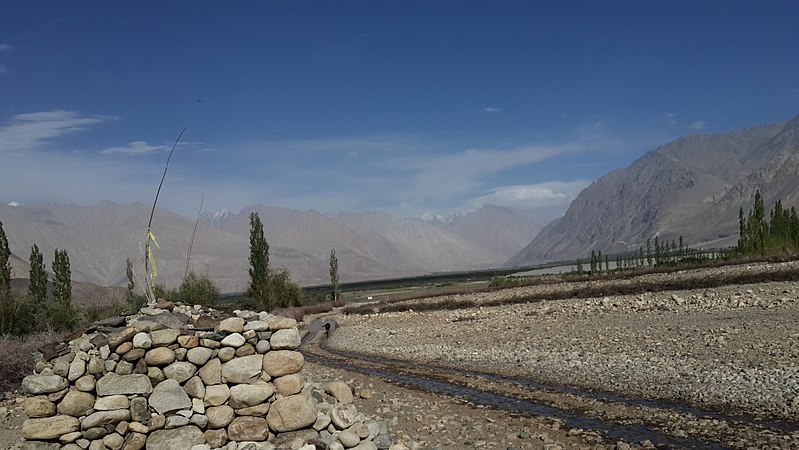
18,304,393,450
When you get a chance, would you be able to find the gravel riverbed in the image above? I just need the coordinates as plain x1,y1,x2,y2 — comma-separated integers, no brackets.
328,262,799,426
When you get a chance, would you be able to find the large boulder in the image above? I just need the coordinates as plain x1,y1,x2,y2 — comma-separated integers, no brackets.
262,350,303,377
269,328,301,350
96,373,153,396
227,416,269,441
22,415,80,440
266,394,316,433
221,354,263,384
22,374,68,395
228,383,274,409
145,425,204,450
56,391,95,417
149,379,192,415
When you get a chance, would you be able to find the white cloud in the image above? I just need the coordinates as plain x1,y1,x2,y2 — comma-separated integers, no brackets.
688,120,705,130
465,180,592,211
0,44,12,52
664,112,677,126
0,110,110,153
0,65,7,74
100,141,169,156
483,107,500,113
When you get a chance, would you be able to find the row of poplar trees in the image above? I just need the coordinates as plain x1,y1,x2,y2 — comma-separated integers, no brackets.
1,221,79,335
738,190,799,256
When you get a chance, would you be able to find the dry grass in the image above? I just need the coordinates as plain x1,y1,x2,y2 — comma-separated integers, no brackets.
0,331,66,394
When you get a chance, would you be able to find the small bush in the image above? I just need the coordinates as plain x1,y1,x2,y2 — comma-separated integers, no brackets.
0,331,65,393
42,301,82,331
0,292,36,336
176,272,220,306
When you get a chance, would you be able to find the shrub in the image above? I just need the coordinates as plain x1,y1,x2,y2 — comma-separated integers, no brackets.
176,272,220,306
42,300,82,332
0,292,36,336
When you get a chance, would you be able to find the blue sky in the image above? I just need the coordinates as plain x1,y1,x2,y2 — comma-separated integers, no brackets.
1,1,797,221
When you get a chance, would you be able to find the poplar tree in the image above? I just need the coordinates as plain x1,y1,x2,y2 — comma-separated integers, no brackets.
247,212,272,309
28,244,47,305
52,249,71,305
0,221,10,297
329,248,340,301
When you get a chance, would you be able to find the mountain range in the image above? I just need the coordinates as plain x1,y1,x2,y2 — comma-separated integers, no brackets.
3,114,797,296
508,114,799,266
0,202,541,294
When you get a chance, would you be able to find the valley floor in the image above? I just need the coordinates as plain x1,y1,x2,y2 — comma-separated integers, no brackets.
324,261,799,448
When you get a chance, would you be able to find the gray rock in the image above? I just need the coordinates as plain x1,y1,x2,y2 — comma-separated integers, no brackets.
221,333,246,348
56,390,95,417
270,329,301,350
198,358,222,385
330,404,361,430
22,374,69,395
108,328,138,350
203,429,227,448
218,317,245,333
273,373,304,396
149,379,192,415
145,425,205,450
229,383,274,409
165,415,191,429
75,374,96,392
122,432,147,450
67,357,87,382
204,384,230,406
262,350,303,377
130,397,149,423
24,396,56,418
144,347,175,366
221,354,263,384
96,373,153,396
132,332,153,349
325,381,353,405
149,328,181,347
269,317,297,331
270,429,319,449
338,429,360,448
186,347,213,366
266,394,316,432
184,376,206,399
163,361,197,383
81,409,131,429
206,405,235,429
93,395,129,411
227,416,270,441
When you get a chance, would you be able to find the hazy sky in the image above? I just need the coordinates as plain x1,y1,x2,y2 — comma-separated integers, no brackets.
1,1,797,220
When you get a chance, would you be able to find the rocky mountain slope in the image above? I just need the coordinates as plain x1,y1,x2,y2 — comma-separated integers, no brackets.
0,202,539,293
509,115,799,266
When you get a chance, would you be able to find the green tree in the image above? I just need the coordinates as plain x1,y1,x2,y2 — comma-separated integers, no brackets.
52,249,71,306
329,248,340,301
646,238,652,266
0,221,10,297
177,272,219,306
575,258,583,275
49,248,79,331
247,212,272,310
28,244,47,305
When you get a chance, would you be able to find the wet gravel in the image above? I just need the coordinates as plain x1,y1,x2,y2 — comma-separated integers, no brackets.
329,262,799,427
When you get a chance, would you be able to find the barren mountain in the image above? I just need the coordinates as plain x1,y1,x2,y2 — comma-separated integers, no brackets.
1,202,540,294
508,115,799,266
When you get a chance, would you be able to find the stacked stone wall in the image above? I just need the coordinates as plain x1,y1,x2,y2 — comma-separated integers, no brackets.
18,304,389,450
